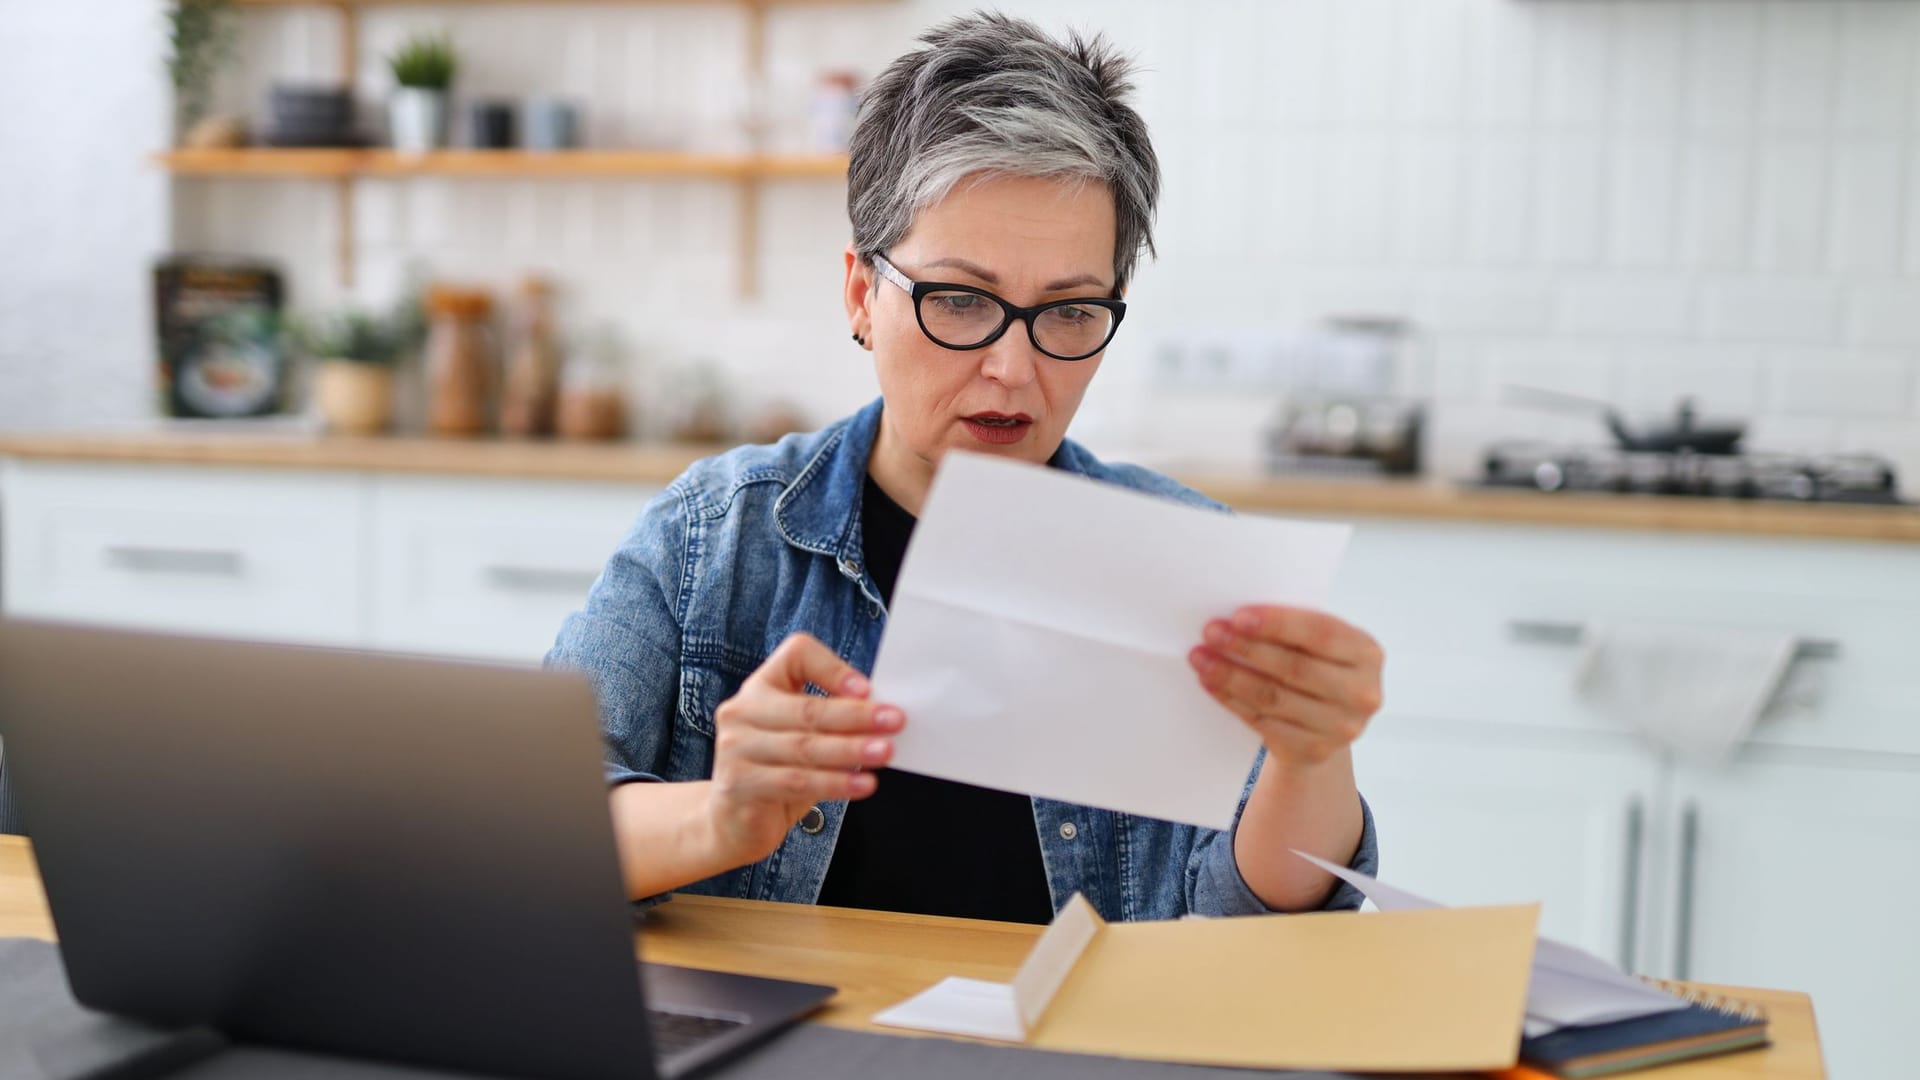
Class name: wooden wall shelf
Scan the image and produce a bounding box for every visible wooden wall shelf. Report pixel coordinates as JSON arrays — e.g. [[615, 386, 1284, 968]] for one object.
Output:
[[166, 0, 876, 294], [158, 149, 850, 180]]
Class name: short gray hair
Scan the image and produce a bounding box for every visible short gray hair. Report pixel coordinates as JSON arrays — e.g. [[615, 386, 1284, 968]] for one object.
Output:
[[847, 11, 1161, 292]]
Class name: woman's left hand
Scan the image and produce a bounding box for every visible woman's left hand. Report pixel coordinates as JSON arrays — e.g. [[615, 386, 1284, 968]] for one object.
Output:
[[1188, 606, 1384, 769]]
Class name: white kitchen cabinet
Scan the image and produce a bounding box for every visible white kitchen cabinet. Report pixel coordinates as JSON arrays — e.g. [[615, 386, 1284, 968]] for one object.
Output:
[[1646, 753, 1920, 1080], [0, 460, 653, 662], [1322, 515, 1920, 1078], [1351, 726, 1662, 968], [0, 460, 365, 646], [1330, 519, 1920, 757], [367, 475, 655, 662]]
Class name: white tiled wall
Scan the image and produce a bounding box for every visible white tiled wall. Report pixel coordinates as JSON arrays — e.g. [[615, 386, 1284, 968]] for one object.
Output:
[[10, 2, 1920, 491], [0, 0, 168, 431]]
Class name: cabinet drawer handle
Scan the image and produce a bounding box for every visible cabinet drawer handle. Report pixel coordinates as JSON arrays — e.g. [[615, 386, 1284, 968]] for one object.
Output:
[[1508, 619, 1839, 661], [104, 545, 244, 577], [1619, 798, 1645, 974], [1675, 802, 1700, 981], [481, 566, 600, 594]]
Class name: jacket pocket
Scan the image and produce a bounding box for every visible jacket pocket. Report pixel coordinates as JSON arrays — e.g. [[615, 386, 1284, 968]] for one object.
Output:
[[677, 657, 757, 737]]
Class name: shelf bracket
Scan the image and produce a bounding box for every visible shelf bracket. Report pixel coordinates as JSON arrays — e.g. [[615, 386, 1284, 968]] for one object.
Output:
[[335, 176, 356, 289], [738, 177, 759, 298]]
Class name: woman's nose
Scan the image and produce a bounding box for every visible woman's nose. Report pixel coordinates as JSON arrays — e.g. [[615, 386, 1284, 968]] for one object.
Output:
[[977, 324, 1040, 388]]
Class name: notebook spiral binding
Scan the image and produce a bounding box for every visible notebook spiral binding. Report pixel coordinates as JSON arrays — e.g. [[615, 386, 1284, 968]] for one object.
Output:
[[1640, 978, 1770, 1025]]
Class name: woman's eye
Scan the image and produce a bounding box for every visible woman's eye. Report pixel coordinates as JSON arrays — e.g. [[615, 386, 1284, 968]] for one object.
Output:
[[936, 295, 980, 311], [1053, 305, 1094, 323]]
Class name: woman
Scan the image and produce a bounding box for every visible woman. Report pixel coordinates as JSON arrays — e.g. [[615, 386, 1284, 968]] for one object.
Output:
[[549, 11, 1381, 923]]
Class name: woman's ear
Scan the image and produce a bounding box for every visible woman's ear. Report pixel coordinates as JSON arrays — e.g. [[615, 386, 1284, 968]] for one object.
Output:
[[843, 243, 875, 350]]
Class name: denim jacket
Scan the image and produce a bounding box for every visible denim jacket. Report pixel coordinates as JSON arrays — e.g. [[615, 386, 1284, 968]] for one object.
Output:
[[547, 397, 1377, 921]]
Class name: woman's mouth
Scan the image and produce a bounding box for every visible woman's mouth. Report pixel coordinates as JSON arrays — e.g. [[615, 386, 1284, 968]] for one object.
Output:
[[962, 412, 1032, 445]]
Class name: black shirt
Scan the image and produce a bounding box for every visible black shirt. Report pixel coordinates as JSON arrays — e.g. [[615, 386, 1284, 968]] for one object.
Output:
[[814, 476, 1056, 924]]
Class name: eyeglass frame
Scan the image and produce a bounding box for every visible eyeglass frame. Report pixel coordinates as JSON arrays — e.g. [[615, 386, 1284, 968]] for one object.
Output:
[[869, 253, 1128, 362]]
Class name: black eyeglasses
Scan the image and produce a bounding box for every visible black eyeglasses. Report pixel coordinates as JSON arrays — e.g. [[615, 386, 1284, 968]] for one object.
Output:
[[871, 253, 1127, 362]]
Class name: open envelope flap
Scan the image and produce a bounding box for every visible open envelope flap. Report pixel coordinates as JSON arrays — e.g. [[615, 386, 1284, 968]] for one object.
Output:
[[869, 894, 1104, 1043], [1028, 904, 1542, 1072], [1011, 893, 1105, 1031], [897, 452, 1352, 659]]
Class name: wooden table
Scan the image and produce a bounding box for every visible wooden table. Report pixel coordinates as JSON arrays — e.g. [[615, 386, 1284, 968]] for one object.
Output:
[[0, 836, 1825, 1078]]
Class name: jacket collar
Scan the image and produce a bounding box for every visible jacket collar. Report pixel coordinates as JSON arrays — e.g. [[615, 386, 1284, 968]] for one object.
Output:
[[774, 397, 885, 569]]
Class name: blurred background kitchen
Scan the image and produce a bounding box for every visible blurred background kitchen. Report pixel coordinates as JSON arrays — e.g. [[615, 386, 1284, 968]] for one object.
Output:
[[1, 2, 1917, 1077]]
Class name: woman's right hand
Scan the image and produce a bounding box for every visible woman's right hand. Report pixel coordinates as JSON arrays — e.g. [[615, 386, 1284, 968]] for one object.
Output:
[[703, 632, 903, 866]]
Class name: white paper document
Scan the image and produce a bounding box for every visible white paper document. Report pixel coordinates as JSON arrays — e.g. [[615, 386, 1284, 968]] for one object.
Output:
[[872, 976, 1027, 1042], [1293, 851, 1686, 1034], [869, 452, 1351, 830], [872, 892, 1105, 1043]]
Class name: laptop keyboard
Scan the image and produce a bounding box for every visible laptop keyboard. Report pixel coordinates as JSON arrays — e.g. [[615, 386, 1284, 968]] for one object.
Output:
[[647, 1008, 750, 1057]]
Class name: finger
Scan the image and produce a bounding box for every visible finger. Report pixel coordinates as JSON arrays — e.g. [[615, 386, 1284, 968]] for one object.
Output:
[[1200, 677, 1344, 765], [1201, 622, 1346, 703], [733, 764, 879, 805], [1229, 607, 1382, 668], [725, 727, 895, 771], [1190, 648, 1363, 741], [724, 693, 905, 736], [758, 632, 871, 697]]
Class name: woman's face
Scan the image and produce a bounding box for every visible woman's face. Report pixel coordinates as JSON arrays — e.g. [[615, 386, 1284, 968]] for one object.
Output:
[[846, 173, 1119, 511]]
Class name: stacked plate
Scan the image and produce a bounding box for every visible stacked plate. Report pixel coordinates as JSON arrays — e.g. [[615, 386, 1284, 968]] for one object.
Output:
[[263, 84, 367, 147]]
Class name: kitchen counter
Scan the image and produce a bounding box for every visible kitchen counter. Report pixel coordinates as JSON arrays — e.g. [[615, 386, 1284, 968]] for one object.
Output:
[[2, 431, 1916, 543]]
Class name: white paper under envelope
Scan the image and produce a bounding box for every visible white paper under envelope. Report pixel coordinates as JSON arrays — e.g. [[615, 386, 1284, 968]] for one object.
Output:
[[869, 451, 1351, 830]]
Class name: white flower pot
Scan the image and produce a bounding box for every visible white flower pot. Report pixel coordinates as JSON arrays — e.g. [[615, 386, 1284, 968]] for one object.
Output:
[[389, 88, 449, 153]]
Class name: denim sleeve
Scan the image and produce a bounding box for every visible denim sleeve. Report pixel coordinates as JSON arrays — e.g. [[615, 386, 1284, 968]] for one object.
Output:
[[1187, 748, 1380, 917], [545, 484, 690, 788]]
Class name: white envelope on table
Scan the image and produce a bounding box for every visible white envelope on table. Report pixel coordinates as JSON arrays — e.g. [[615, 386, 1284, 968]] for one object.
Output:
[[868, 451, 1351, 830]]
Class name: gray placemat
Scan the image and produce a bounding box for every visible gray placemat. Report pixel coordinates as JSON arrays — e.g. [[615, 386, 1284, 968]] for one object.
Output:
[[6, 935, 1389, 1080], [171, 1027, 1374, 1080], [0, 938, 224, 1080], [712, 1024, 1375, 1080]]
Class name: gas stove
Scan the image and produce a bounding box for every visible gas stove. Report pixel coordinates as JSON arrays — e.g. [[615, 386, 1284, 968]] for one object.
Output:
[[1481, 442, 1905, 504]]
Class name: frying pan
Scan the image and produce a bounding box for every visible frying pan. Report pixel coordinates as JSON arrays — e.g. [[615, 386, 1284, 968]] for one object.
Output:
[[1504, 385, 1747, 455]]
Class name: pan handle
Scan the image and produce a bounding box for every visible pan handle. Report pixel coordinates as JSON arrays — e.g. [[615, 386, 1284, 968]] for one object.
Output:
[[1500, 384, 1619, 416]]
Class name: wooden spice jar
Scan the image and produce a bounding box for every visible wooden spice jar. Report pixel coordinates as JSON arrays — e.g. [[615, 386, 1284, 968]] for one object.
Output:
[[425, 286, 496, 437]]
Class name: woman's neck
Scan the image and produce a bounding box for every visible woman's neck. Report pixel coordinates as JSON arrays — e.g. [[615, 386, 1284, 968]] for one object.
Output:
[[866, 414, 934, 517]]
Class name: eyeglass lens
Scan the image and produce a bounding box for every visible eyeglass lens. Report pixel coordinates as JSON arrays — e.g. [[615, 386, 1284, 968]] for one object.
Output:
[[919, 291, 1115, 358]]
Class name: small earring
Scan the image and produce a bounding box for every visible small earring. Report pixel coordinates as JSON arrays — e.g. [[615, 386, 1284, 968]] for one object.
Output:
[[852, 331, 867, 347]]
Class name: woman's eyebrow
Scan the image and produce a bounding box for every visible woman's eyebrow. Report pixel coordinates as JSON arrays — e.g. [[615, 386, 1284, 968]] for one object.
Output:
[[921, 256, 1110, 294]]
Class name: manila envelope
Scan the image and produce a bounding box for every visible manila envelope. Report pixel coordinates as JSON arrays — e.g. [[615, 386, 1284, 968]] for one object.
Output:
[[875, 894, 1540, 1073]]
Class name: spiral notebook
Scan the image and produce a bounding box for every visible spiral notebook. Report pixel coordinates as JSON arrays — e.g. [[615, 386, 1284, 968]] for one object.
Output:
[[1501, 981, 1770, 1079]]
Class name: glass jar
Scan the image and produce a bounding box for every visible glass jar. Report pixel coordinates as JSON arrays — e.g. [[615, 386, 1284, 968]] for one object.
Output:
[[500, 276, 560, 438], [556, 325, 629, 441], [424, 286, 496, 437]]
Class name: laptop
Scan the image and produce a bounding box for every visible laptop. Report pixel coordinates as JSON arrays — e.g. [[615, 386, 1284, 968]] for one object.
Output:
[[0, 619, 835, 1080]]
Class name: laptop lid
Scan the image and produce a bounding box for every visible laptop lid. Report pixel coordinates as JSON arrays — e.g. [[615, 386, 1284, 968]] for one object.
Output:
[[0, 620, 657, 1080]]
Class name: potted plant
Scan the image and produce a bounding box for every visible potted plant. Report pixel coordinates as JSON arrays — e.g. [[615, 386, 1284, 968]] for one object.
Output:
[[289, 301, 423, 434], [165, 0, 237, 145], [387, 33, 457, 153]]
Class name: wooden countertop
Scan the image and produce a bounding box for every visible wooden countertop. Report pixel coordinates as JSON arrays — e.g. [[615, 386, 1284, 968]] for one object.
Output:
[[0, 836, 1826, 1078], [1, 431, 1915, 543]]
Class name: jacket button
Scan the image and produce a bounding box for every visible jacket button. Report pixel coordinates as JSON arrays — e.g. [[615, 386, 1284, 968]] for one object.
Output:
[[1059, 822, 1078, 840], [800, 806, 826, 834]]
